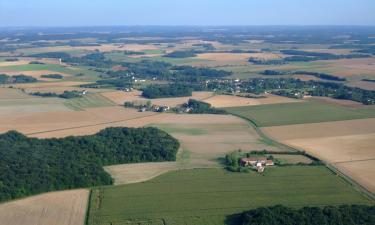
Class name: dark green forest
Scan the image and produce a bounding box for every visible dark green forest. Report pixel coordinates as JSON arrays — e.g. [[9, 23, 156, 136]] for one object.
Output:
[[142, 84, 193, 98], [185, 99, 226, 114], [236, 205, 375, 225], [0, 127, 179, 202]]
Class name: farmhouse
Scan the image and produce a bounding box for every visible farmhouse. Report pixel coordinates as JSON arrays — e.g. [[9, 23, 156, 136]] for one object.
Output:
[[240, 156, 274, 173]]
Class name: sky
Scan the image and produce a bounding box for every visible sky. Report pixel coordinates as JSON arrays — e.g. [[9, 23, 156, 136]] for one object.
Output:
[[0, 0, 375, 27]]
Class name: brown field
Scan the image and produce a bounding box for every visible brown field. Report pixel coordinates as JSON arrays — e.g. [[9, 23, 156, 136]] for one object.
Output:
[[0, 106, 156, 136], [203, 94, 300, 108], [0, 87, 33, 99], [327, 58, 375, 78], [0, 60, 31, 67], [0, 189, 89, 225], [11, 81, 90, 89], [347, 80, 375, 91], [101, 90, 213, 106], [104, 162, 179, 185], [263, 118, 375, 193]]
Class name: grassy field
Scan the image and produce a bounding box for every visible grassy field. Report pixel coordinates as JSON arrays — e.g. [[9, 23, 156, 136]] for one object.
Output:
[[87, 167, 372, 225], [0, 63, 77, 73], [225, 100, 375, 127]]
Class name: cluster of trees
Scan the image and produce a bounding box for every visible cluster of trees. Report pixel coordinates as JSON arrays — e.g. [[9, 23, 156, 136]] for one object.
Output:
[[185, 99, 226, 114], [29, 51, 71, 59], [164, 50, 197, 58], [239, 78, 375, 104], [40, 74, 63, 79], [248, 57, 286, 65], [238, 205, 375, 225], [0, 74, 37, 84], [0, 127, 179, 202], [30, 90, 82, 99], [281, 49, 370, 62], [362, 78, 375, 83], [261, 70, 346, 81], [142, 84, 193, 99]]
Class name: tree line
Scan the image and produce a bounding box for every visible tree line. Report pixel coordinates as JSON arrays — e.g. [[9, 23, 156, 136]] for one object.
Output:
[[236, 205, 375, 225], [261, 70, 346, 81], [0, 127, 179, 202], [0, 74, 37, 84]]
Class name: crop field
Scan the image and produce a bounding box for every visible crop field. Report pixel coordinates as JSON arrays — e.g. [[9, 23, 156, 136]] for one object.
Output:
[[0, 189, 89, 225], [203, 94, 300, 108], [103, 113, 277, 185], [151, 114, 280, 167], [64, 93, 116, 110], [0, 63, 78, 75], [225, 99, 375, 127], [87, 167, 372, 225], [263, 118, 375, 193], [14, 44, 160, 56], [0, 106, 156, 136]]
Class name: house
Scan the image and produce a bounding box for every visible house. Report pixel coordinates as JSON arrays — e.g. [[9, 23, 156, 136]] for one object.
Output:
[[139, 107, 147, 112], [240, 156, 274, 173]]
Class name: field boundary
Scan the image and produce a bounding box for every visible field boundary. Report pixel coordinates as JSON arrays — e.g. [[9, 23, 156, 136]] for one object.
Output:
[[84, 189, 93, 225], [227, 111, 375, 201]]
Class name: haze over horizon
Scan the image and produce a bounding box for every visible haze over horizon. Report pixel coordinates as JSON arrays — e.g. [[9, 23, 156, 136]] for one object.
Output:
[[1, 0, 375, 27]]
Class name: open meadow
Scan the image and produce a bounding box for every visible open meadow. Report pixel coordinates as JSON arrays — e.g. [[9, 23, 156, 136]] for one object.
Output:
[[88, 167, 373, 225]]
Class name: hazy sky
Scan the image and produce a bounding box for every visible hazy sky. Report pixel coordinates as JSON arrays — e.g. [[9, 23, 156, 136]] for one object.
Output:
[[1, 0, 375, 27]]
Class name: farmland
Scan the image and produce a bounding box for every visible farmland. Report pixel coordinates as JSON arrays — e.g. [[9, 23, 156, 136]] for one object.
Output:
[[225, 99, 375, 127], [0, 25, 374, 225], [0, 189, 89, 225], [87, 167, 372, 225], [263, 118, 375, 193]]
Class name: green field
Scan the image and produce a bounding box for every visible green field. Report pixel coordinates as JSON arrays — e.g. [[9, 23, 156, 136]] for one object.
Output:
[[87, 167, 372, 225], [0, 64, 77, 74], [64, 93, 115, 110], [225, 100, 375, 127]]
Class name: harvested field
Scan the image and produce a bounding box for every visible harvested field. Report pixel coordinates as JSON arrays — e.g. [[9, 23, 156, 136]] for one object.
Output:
[[325, 58, 375, 78], [0, 88, 33, 99], [104, 162, 179, 185], [262, 118, 375, 140], [0, 59, 31, 67], [203, 94, 300, 108], [0, 189, 89, 225], [102, 90, 213, 106], [151, 114, 280, 167], [0, 106, 156, 137], [10, 81, 91, 90], [263, 118, 375, 193]]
